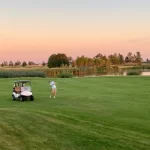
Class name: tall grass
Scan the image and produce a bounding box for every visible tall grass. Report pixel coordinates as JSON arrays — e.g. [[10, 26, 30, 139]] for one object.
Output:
[[0, 66, 122, 78], [0, 71, 45, 78]]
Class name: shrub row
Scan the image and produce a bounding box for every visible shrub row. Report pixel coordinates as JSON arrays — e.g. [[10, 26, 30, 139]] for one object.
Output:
[[57, 71, 73, 78], [130, 65, 150, 70], [0, 71, 45, 78], [127, 70, 142, 76]]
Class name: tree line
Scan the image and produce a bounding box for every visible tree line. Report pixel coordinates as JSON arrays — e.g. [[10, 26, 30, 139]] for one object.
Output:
[[1, 52, 143, 68], [47, 52, 143, 68], [1, 61, 46, 67]]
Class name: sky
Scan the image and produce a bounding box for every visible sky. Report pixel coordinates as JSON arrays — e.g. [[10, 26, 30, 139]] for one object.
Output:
[[0, 0, 150, 62]]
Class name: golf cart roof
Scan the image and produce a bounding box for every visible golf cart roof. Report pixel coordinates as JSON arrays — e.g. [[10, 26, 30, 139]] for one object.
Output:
[[14, 80, 31, 83]]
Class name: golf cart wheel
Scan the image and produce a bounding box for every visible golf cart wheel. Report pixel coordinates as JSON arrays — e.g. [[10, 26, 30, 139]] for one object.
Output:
[[12, 95, 15, 100], [19, 96, 24, 102], [30, 96, 34, 101]]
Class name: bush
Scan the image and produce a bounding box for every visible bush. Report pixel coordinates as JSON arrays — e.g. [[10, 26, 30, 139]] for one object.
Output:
[[97, 66, 117, 75], [130, 66, 141, 69], [57, 71, 73, 78], [97, 67, 107, 73], [130, 65, 150, 70], [0, 71, 45, 78], [127, 70, 142, 76], [112, 66, 119, 71], [142, 65, 150, 69]]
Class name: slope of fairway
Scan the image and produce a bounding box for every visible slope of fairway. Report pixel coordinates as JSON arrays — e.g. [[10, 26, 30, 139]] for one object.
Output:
[[0, 77, 150, 150]]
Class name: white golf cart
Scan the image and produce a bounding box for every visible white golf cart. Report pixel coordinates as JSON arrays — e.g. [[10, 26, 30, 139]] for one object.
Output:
[[12, 80, 34, 101]]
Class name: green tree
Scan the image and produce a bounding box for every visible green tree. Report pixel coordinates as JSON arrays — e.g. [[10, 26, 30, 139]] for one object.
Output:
[[1, 63, 4, 67], [76, 56, 84, 67], [125, 57, 129, 63], [132, 55, 136, 63], [135, 52, 143, 65], [56, 53, 69, 67], [118, 54, 124, 64], [68, 56, 73, 66], [76, 56, 92, 67], [15, 61, 21, 66], [94, 58, 101, 67], [87, 58, 94, 67], [76, 55, 110, 68], [48, 54, 57, 68], [48, 53, 69, 68], [126, 52, 133, 63], [94, 53, 103, 59], [22, 61, 27, 67], [72, 60, 76, 67], [60, 63, 65, 68], [3, 61, 8, 66], [42, 61, 46, 66], [28, 61, 35, 65], [108, 53, 119, 65], [9, 61, 13, 66]]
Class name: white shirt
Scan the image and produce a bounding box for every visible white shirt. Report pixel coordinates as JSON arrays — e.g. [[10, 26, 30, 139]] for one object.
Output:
[[50, 81, 56, 89]]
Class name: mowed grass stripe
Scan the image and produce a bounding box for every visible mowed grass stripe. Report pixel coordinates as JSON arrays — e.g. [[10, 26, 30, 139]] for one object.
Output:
[[0, 77, 150, 150]]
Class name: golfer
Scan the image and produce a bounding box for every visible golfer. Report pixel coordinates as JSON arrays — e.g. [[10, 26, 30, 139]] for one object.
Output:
[[49, 81, 57, 98]]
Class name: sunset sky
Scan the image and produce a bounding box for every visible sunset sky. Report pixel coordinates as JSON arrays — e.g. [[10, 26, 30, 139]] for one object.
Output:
[[0, 0, 150, 62]]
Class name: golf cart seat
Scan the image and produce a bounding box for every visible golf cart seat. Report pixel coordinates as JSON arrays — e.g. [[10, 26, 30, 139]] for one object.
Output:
[[14, 87, 21, 93]]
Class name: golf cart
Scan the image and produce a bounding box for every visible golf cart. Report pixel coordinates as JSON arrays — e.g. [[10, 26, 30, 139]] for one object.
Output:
[[12, 80, 34, 101]]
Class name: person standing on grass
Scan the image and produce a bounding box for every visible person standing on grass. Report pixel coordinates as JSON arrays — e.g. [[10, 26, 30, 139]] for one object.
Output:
[[49, 81, 57, 98]]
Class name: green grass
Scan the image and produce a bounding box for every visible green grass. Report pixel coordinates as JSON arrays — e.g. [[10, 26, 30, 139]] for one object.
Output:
[[0, 77, 150, 150]]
